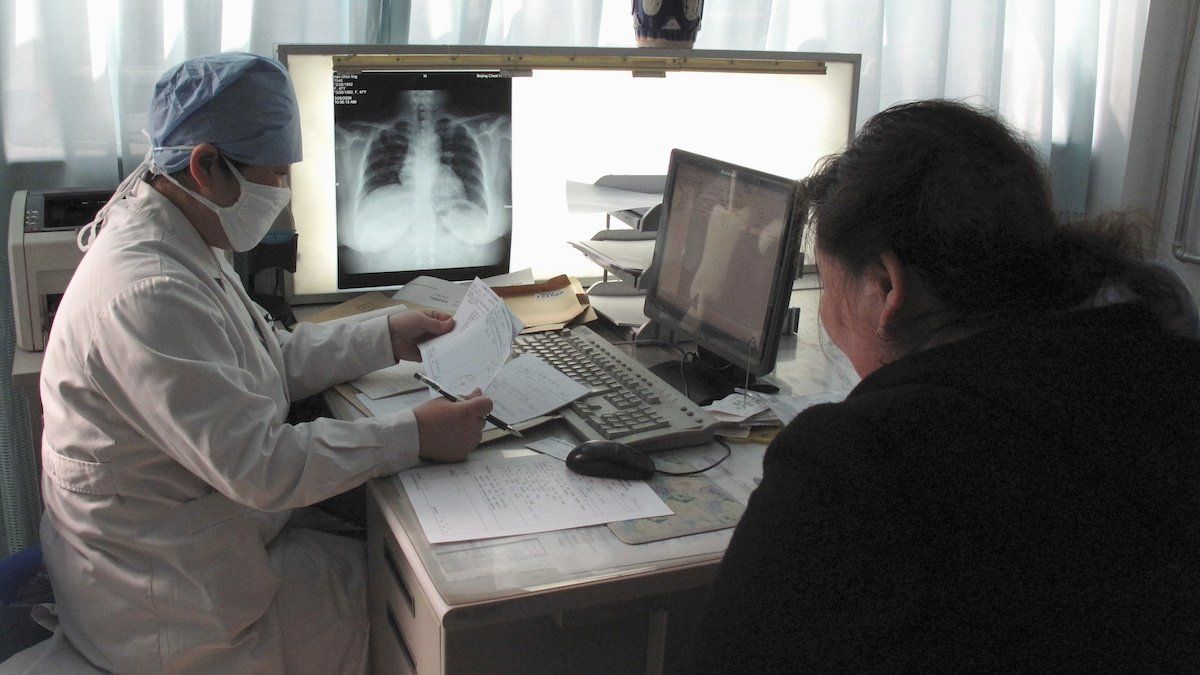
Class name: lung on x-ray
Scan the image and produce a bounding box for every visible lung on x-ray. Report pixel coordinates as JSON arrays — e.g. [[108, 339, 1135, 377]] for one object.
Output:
[[333, 70, 512, 289]]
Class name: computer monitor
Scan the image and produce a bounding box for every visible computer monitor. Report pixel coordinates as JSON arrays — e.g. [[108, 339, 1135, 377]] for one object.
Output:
[[643, 149, 802, 401]]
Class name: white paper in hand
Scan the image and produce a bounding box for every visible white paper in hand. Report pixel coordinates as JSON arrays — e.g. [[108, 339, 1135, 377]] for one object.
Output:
[[418, 278, 523, 395]]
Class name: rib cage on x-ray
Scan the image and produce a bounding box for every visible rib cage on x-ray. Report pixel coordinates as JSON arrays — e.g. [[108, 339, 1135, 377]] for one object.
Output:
[[336, 89, 511, 275]]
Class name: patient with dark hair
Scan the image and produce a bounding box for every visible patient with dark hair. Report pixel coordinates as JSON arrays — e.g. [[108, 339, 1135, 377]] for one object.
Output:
[[675, 100, 1200, 671]]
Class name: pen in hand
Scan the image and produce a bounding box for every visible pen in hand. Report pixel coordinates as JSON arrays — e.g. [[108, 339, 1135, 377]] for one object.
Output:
[[413, 372, 523, 438]]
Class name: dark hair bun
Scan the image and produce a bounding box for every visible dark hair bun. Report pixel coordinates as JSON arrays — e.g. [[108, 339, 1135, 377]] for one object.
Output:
[[808, 100, 1143, 325]]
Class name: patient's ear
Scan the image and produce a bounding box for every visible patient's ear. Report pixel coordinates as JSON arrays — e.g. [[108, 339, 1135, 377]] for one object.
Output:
[[871, 250, 908, 332]]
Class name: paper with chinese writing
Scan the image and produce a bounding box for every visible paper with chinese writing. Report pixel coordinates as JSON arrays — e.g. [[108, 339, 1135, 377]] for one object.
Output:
[[393, 276, 468, 313], [482, 353, 588, 429], [398, 453, 672, 543], [355, 354, 583, 429], [418, 278, 523, 395], [491, 275, 588, 332]]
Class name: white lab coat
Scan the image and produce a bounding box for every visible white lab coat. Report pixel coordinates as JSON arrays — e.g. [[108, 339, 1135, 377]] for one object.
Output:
[[37, 181, 421, 673]]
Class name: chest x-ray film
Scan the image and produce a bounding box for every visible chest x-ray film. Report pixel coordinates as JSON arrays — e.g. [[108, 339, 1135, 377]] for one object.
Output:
[[333, 70, 513, 289]]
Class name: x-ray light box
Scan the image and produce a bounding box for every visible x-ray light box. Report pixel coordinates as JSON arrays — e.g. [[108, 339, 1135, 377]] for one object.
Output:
[[278, 45, 860, 303]]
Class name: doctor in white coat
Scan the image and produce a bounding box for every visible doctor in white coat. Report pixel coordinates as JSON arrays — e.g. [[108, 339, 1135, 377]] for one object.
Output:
[[35, 52, 493, 673]]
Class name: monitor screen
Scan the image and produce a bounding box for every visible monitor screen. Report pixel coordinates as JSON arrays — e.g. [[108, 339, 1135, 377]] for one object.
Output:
[[333, 69, 512, 289], [644, 149, 801, 379]]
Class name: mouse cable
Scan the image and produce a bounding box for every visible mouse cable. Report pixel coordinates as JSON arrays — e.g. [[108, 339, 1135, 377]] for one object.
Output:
[[652, 437, 732, 476]]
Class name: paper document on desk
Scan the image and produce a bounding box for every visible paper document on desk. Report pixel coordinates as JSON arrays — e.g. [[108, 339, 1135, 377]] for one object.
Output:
[[351, 361, 425, 399], [352, 354, 584, 428], [398, 453, 672, 543], [305, 292, 408, 324], [351, 389, 555, 444], [524, 437, 578, 461], [354, 388, 429, 417], [705, 393, 770, 422], [418, 279, 523, 394], [740, 389, 850, 426]]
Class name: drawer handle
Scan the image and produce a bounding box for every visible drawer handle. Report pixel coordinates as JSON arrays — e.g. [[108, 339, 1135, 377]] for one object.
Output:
[[386, 603, 417, 672], [383, 544, 415, 616]]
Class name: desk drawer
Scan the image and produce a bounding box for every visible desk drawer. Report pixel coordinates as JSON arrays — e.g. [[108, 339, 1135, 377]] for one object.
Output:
[[368, 502, 443, 674]]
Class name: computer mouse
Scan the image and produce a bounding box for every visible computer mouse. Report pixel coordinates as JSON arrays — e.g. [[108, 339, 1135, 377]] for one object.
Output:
[[566, 440, 656, 481]]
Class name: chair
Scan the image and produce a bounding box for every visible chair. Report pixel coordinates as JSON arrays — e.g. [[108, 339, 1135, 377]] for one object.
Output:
[[0, 546, 52, 662]]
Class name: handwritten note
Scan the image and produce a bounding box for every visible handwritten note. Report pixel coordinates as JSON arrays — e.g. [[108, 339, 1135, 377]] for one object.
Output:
[[483, 354, 589, 428], [398, 453, 672, 543], [418, 279, 523, 394], [354, 355, 585, 427]]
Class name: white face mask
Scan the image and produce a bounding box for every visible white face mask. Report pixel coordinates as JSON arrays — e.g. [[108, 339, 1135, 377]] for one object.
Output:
[[163, 156, 291, 252]]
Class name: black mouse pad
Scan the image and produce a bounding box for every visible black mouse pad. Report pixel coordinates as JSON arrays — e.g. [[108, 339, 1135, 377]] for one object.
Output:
[[607, 474, 744, 544]]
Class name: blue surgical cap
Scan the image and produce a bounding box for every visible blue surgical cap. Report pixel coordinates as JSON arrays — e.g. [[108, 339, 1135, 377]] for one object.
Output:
[[148, 52, 302, 174]]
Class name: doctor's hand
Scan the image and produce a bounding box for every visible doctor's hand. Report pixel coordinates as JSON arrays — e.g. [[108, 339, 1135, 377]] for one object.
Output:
[[388, 309, 454, 362], [414, 391, 494, 462]]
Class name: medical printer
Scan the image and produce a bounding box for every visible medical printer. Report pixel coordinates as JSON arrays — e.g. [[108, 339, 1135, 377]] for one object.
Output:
[[9, 188, 112, 351]]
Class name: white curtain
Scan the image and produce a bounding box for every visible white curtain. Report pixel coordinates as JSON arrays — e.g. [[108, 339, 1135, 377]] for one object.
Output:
[[1125, 1, 1200, 300], [0, 0, 379, 192], [407, 0, 1150, 219], [0, 0, 1152, 214]]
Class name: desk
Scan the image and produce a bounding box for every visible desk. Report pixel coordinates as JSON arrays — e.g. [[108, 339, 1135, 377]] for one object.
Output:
[[11, 287, 855, 672], [327, 288, 857, 674]]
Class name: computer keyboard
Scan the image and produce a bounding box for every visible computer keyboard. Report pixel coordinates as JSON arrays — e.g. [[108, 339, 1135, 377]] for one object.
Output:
[[512, 326, 718, 451]]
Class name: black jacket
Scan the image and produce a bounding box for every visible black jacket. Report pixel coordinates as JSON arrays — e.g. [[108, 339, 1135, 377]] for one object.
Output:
[[676, 303, 1200, 672]]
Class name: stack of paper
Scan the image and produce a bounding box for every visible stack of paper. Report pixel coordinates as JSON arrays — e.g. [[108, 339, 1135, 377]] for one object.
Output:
[[702, 389, 853, 438], [703, 392, 781, 439], [564, 180, 662, 214], [570, 239, 655, 275]]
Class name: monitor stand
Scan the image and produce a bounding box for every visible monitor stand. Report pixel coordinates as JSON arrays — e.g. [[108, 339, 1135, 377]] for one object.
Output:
[[648, 347, 779, 406]]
